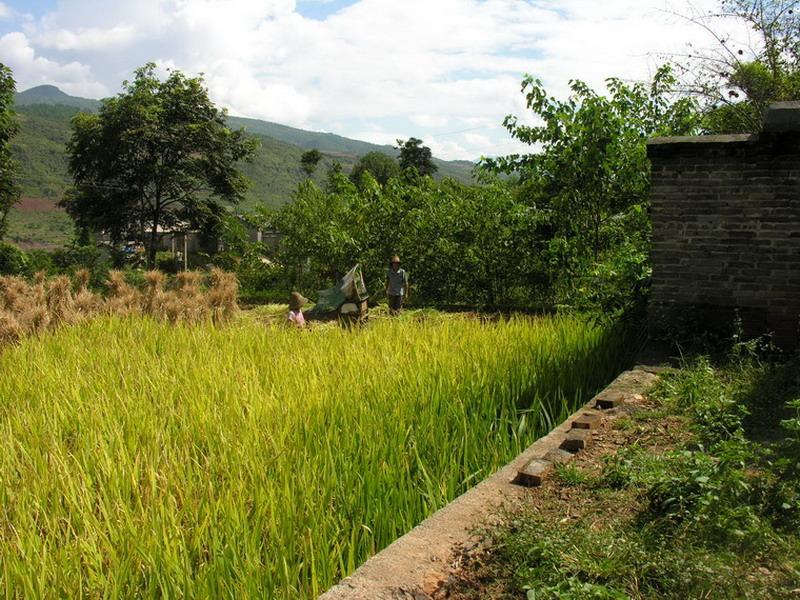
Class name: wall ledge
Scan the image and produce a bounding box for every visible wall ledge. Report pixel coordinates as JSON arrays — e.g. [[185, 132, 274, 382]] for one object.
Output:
[[647, 133, 757, 146]]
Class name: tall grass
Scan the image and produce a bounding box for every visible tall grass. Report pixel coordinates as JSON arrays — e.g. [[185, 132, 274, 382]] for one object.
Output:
[[0, 314, 630, 598]]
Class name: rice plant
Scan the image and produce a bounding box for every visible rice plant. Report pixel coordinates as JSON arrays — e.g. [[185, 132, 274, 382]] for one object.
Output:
[[0, 314, 630, 598]]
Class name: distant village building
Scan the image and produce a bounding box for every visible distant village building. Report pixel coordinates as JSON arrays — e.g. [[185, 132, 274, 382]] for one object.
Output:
[[240, 219, 282, 248], [95, 216, 282, 269]]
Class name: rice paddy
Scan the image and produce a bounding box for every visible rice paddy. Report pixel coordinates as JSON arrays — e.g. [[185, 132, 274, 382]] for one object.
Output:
[[0, 312, 630, 598]]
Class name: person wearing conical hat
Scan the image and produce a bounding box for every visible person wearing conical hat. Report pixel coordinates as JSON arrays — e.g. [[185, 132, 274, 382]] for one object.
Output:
[[287, 291, 308, 328], [384, 255, 408, 315]]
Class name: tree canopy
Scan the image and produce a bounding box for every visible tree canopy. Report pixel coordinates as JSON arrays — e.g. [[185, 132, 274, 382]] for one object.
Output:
[[235, 67, 703, 317], [271, 173, 535, 308], [678, 0, 800, 132], [349, 151, 400, 187], [63, 63, 257, 267], [396, 137, 437, 176], [300, 149, 323, 176], [480, 65, 699, 314], [0, 63, 20, 240]]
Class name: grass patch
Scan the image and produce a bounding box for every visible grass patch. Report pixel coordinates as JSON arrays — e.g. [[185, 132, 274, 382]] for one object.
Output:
[[454, 354, 800, 599], [554, 463, 598, 487]]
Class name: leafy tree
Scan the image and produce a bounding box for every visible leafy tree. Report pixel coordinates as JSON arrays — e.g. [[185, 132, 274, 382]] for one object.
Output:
[[349, 151, 400, 187], [63, 63, 257, 268], [482, 66, 699, 314], [324, 160, 346, 193], [677, 0, 800, 132], [300, 149, 323, 176], [272, 175, 541, 308], [0, 63, 20, 240], [396, 137, 438, 176]]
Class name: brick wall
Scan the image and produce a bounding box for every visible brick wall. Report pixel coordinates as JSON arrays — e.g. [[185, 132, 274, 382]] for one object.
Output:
[[647, 103, 800, 346]]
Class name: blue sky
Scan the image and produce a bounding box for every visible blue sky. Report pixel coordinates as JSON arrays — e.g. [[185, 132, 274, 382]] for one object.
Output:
[[296, 0, 357, 20], [0, 0, 724, 159]]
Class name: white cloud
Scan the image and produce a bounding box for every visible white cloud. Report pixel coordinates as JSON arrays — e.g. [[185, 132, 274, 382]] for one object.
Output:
[[0, 3, 11, 20], [349, 128, 405, 147], [39, 24, 139, 51], [200, 58, 314, 126], [424, 136, 472, 162], [463, 132, 492, 148], [0, 31, 107, 97], [1, 0, 752, 159], [410, 114, 450, 129]]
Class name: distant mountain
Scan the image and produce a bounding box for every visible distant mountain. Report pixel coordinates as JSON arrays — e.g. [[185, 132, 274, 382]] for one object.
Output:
[[14, 85, 474, 181], [15, 85, 101, 111], [7, 85, 476, 248], [226, 115, 475, 176]]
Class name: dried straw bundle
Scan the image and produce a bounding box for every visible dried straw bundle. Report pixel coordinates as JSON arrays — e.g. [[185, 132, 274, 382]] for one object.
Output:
[[46, 276, 77, 327], [0, 276, 31, 314], [143, 270, 168, 321], [104, 271, 142, 317], [73, 269, 101, 316], [164, 271, 208, 324], [207, 268, 239, 324], [0, 310, 21, 345], [31, 272, 46, 306], [0, 268, 241, 350]]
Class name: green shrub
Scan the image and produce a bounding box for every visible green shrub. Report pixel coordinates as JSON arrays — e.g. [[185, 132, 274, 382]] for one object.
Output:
[[0, 241, 27, 275], [156, 251, 181, 274], [24, 249, 56, 276], [783, 398, 800, 451], [49, 244, 112, 287]]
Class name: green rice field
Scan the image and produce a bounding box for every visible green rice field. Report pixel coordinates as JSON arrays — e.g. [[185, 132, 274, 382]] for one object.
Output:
[[0, 314, 630, 598]]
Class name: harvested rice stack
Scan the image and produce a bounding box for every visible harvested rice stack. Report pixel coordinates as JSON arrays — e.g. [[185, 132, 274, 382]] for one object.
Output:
[[31, 272, 46, 306], [0, 310, 21, 345], [143, 270, 168, 321], [46, 276, 77, 327], [104, 271, 142, 317], [207, 267, 239, 324], [0, 268, 241, 348], [0, 276, 49, 335], [0, 276, 31, 314], [20, 305, 50, 336], [165, 271, 208, 324], [73, 269, 102, 317]]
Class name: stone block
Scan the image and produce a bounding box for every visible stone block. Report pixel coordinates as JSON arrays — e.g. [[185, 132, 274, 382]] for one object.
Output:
[[560, 429, 592, 452], [596, 391, 626, 410], [514, 459, 553, 487], [572, 412, 602, 430], [542, 448, 574, 465]]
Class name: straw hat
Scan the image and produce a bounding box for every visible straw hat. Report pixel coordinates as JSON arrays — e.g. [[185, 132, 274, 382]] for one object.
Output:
[[289, 291, 308, 310], [390, 255, 401, 264]]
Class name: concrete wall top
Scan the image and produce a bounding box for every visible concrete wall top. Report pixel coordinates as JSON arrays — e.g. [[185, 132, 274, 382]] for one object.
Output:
[[647, 133, 756, 147], [647, 101, 800, 150]]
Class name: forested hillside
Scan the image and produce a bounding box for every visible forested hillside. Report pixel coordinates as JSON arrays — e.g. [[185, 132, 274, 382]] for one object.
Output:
[[7, 86, 474, 248]]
